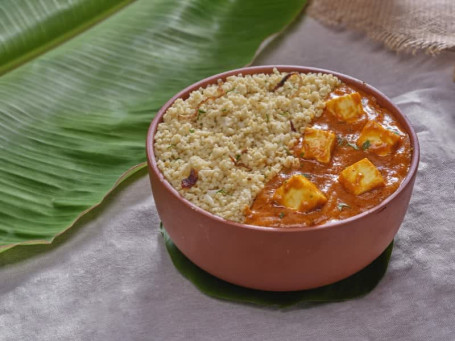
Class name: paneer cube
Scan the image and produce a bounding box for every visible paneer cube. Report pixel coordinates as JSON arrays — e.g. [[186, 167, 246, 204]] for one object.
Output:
[[339, 158, 385, 195], [325, 92, 365, 123], [273, 174, 327, 212], [301, 127, 336, 164], [356, 121, 401, 156]]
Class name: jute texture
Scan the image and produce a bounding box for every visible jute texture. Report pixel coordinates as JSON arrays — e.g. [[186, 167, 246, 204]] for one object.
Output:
[[308, 0, 455, 55]]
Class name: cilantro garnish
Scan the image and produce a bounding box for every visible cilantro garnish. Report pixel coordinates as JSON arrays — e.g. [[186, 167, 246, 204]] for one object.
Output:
[[347, 142, 359, 150], [337, 203, 350, 211], [361, 140, 370, 150]]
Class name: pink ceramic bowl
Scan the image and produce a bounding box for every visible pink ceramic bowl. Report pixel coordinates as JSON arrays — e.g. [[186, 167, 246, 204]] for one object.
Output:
[[146, 66, 420, 292]]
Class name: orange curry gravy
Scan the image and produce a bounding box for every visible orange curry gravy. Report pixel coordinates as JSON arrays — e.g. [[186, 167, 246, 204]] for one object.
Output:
[[244, 84, 412, 227]]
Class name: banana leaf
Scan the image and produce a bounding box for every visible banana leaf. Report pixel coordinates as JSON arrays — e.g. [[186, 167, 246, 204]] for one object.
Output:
[[161, 225, 394, 307], [0, 0, 306, 250]]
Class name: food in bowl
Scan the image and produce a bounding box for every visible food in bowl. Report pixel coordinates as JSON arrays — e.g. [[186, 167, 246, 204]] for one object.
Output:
[[154, 69, 411, 227], [147, 66, 419, 291]]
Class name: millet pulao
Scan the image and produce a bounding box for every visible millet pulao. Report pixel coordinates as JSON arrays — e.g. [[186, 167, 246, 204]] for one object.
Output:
[[154, 69, 341, 222]]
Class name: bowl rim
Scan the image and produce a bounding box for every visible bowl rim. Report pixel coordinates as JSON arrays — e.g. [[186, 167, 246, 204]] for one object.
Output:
[[146, 65, 420, 233]]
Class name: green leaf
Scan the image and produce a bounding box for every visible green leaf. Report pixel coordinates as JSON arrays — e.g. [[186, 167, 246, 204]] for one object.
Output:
[[216, 189, 226, 195], [0, 0, 136, 75], [337, 202, 351, 210], [160, 225, 393, 307], [0, 0, 306, 250], [347, 142, 359, 150]]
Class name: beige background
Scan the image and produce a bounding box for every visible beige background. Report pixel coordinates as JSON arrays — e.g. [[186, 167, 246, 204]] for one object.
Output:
[[308, 0, 455, 54]]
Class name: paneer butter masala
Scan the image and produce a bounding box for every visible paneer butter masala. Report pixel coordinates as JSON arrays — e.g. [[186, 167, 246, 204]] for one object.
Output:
[[154, 70, 411, 227], [244, 85, 411, 227]]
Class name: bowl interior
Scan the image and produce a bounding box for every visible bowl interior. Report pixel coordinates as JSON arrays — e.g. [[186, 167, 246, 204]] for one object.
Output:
[[146, 65, 420, 233]]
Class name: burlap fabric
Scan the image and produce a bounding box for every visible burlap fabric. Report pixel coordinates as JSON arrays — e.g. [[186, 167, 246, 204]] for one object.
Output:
[[308, 0, 455, 55]]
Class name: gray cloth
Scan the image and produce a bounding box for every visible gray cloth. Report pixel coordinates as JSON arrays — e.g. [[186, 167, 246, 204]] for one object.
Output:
[[1, 17, 454, 341]]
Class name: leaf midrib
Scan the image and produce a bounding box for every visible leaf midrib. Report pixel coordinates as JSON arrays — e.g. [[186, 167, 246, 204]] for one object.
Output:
[[0, 0, 136, 77]]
